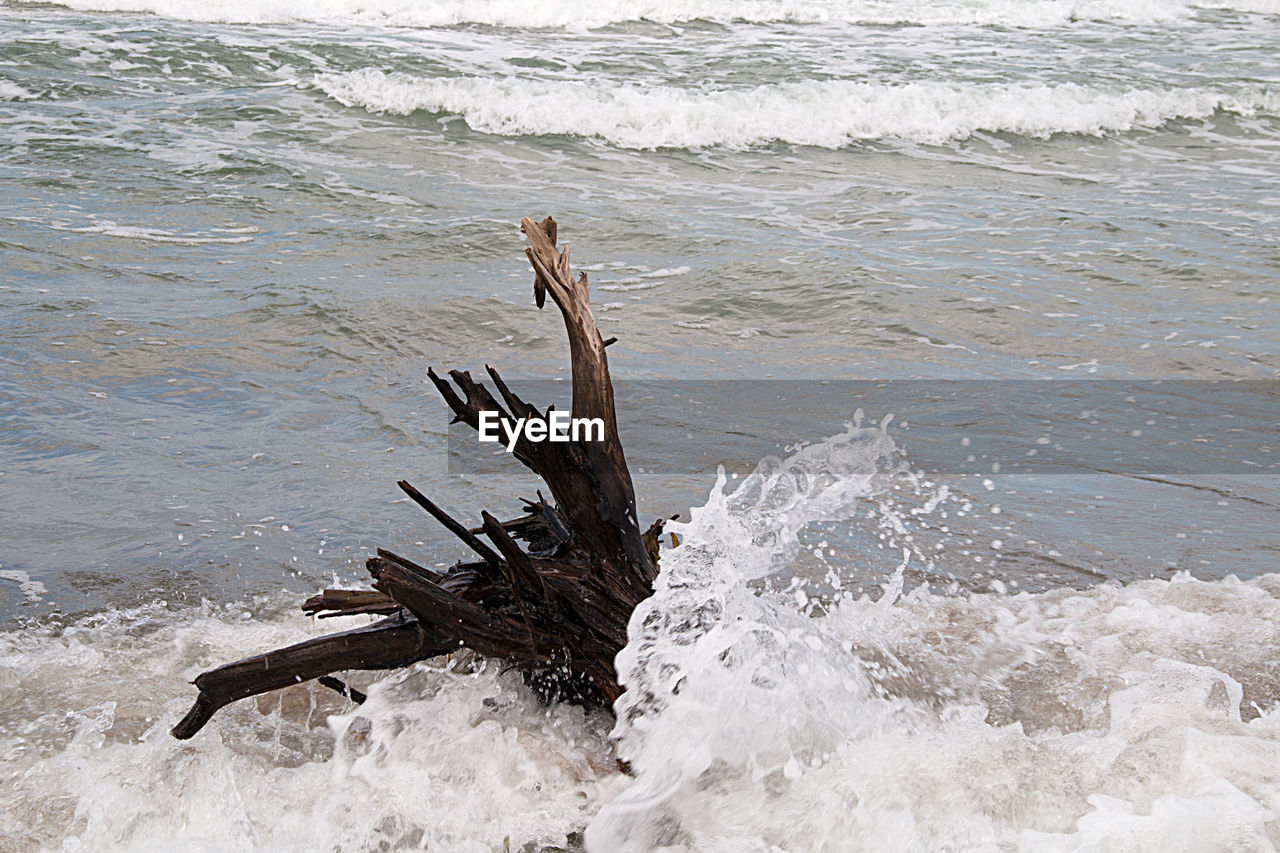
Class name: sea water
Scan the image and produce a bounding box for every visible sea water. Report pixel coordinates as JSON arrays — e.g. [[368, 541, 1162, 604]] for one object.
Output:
[[1, 0, 1278, 849]]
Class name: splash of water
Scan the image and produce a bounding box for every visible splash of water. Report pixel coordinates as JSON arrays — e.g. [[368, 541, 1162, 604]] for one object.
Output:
[[4, 425, 1280, 851], [591, 422, 1280, 850], [599, 419, 930, 846]]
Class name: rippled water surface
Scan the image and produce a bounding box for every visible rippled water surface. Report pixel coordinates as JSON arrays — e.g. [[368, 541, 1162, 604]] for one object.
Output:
[[1, 0, 1279, 848]]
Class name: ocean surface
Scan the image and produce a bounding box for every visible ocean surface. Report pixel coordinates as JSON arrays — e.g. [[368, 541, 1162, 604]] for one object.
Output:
[[2, 0, 1279, 848]]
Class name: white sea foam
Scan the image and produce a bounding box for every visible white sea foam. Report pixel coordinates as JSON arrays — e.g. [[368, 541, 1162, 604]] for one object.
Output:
[[0, 601, 621, 851], [21, 0, 1280, 28], [314, 71, 1280, 148], [69, 223, 256, 244], [0, 80, 38, 101], [4, 430, 1280, 851], [600, 280, 663, 292], [593, 424, 1280, 850], [638, 266, 692, 278], [8, 217, 256, 245], [0, 570, 47, 603]]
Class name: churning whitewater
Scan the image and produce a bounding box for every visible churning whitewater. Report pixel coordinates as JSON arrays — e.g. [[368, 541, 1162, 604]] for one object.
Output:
[[2, 428, 1279, 850], [313, 72, 1280, 149]]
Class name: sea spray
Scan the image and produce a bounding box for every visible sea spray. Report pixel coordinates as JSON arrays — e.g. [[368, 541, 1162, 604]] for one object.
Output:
[[592, 425, 1280, 850], [2, 431, 1280, 849], [596, 420, 944, 848]]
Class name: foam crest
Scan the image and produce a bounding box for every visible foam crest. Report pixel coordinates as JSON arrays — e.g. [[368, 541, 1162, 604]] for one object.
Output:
[[25, 0, 1280, 27], [7, 216, 258, 245], [315, 70, 1280, 148]]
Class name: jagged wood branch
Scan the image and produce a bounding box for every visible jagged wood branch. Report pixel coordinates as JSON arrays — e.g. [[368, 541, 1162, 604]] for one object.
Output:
[[170, 614, 445, 740], [396, 480, 503, 568], [170, 216, 666, 739]]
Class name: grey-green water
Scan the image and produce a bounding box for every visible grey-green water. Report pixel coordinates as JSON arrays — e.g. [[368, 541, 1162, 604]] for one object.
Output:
[[3, 3, 1277, 622]]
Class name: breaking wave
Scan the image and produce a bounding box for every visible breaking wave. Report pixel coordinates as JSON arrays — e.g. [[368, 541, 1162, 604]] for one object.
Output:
[[20, 0, 1280, 27], [314, 71, 1280, 148]]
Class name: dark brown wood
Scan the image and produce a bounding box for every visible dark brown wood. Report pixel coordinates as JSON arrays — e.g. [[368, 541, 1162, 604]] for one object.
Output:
[[318, 675, 367, 704], [171, 613, 447, 739], [396, 479, 502, 569], [302, 588, 401, 619], [170, 216, 667, 739]]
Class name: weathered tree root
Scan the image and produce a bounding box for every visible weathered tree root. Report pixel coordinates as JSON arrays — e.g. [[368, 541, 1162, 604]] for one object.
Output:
[[172, 217, 665, 739]]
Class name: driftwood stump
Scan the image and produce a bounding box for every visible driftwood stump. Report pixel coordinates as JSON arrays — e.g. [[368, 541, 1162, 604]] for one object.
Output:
[[171, 216, 664, 739]]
